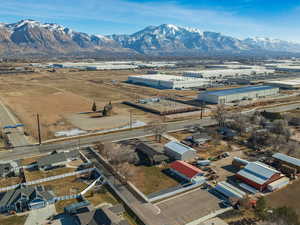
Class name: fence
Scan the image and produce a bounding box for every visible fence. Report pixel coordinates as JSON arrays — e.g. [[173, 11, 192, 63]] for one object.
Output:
[[80, 176, 103, 195], [0, 168, 95, 192], [53, 194, 81, 202]]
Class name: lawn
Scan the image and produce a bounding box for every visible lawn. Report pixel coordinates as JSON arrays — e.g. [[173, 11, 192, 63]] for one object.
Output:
[[266, 179, 300, 216], [84, 187, 118, 207], [0, 215, 27, 225], [128, 165, 179, 195], [38, 175, 87, 196], [24, 167, 76, 181]]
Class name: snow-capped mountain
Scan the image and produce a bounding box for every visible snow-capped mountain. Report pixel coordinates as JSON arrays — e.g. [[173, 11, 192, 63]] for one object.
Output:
[[109, 24, 251, 54], [0, 20, 300, 57]]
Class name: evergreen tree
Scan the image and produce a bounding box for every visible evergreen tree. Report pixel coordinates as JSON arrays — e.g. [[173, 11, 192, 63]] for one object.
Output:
[[92, 101, 97, 112]]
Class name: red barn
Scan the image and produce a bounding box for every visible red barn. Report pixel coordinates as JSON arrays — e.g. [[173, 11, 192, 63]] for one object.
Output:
[[236, 162, 281, 191]]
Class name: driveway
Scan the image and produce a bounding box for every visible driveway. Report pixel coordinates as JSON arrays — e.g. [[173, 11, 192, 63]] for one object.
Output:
[[24, 205, 57, 225]]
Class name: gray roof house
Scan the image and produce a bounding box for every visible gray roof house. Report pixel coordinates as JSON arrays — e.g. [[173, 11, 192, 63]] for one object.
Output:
[[0, 185, 55, 213], [74, 205, 129, 225], [37, 150, 80, 171], [164, 141, 196, 161], [136, 141, 169, 166], [0, 161, 20, 178]]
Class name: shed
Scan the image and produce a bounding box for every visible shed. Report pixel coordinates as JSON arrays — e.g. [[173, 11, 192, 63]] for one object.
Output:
[[170, 160, 204, 183], [267, 177, 289, 191], [164, 141, 196, 161], [272, 153, 300, 172], [215, 181, 246, 199], [236, 162, 281, 191], [136, 141, 168, 165]]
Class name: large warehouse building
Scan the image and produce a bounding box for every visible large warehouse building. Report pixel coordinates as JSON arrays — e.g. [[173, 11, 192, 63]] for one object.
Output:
[[128, 74, 209, 89], [265, 79, 300, 89], [198, 85, 279, 104], [183, 68, 274, 79]]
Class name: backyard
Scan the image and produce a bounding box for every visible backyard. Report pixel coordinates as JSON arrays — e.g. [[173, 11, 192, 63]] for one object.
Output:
[[24, 167, 76, 181]]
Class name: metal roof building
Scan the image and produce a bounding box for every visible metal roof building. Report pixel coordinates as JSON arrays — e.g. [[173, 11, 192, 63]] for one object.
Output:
[[170, 160, 204, 183], [215, 181, 246, 199], [128, 74, 209, 89], [198, 85, 279, 104], [236, 162, 282, 191], [272, 153, 300, 172], [164, 141, 196, 161]]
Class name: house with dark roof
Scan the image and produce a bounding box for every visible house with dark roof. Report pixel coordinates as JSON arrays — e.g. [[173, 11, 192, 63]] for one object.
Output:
[[136, 141, 169, 166], [170, 160, 205, 183], [0, 160, 20, 178], [0, 185, 55, 213], [73, 205, 129, 225], [37, 150, 80, 171], [185, 133, 212, 146]]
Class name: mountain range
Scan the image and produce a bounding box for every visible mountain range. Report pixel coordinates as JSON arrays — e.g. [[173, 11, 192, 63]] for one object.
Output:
[[1, 19, 300, 58]]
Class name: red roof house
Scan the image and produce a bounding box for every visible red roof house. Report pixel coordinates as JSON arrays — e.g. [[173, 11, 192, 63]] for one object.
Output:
[[170, 160, 204, 182]]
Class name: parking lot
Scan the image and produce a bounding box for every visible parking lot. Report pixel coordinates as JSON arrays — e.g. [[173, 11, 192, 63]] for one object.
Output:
[[156, 188, 221, 225]]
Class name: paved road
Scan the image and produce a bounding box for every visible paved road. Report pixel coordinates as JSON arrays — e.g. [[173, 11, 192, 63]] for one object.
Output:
[[1, 102, 300, 162], [0, 100, 29, 147]]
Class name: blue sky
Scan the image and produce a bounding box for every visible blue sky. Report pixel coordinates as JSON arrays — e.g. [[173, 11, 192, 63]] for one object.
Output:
[[1, 0, 300, 41]]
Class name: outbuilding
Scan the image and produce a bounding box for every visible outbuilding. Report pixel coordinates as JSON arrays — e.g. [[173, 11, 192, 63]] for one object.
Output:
[[215, 181, 246, 199], [272, 153, 300, 173], [236, 162, 282, 191], [170, 160, 204, 183], [164, 141, 196, 161]]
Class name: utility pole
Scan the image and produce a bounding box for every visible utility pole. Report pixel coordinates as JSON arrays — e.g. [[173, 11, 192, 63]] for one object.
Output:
[[129, 110, 133, 129], [37, 114, 42, 145], [200, 101, 205, 119]]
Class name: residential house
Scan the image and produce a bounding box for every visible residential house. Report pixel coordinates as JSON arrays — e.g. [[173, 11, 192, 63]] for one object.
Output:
[[164, 141, 196, 161], [73, 205, 129, 225], [136, 141, 169, 166], [0, 160, 20, 178], [37, 150, 80, 171], [0, 185, 55, 213]]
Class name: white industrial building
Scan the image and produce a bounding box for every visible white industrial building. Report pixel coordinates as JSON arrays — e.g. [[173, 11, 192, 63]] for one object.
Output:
[[128, 74, 209, 89], [183, 68, 274, 79], [198, 85, 279, 104], [265, 79, 300, 89]]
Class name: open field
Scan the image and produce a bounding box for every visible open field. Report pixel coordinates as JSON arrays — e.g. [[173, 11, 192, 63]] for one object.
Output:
[[0, 69, 198, 141], [0, 215, 27, 225], [266, 179, 300, 216], [128, 165, 179, 195], [24, 167, 76, 181]]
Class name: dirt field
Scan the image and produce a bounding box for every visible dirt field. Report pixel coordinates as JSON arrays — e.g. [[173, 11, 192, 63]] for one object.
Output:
[[266, 179, 300, 216], [0, 177, 22, 188], [0, 69, 197, 141]]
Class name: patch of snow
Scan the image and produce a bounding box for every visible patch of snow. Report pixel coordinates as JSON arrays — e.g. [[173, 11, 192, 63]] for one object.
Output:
[[55, 128, 87, 137]]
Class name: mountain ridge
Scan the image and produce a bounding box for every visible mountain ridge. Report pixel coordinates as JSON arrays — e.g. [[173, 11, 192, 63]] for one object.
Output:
[[1, 20, 300, 58]]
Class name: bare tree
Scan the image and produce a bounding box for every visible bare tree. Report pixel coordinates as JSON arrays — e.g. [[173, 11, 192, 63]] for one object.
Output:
[[145, 120, 167, 142], [271, 120, 291, 141], [212, 104, 227, 127]]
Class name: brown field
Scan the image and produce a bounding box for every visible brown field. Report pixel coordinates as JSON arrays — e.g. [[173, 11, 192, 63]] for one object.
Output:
[[127, 164, 179, 195], [0, 177, 22, 188], [266, 179, 300, 216], [0, 69, 198, 141]]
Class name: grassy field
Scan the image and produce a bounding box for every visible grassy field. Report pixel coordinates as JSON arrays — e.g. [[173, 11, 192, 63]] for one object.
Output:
[[266, 179, 300, 216], [24, 167, 76, 181], [128, 165, 178, 195], [0, 215, 27, 225]]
